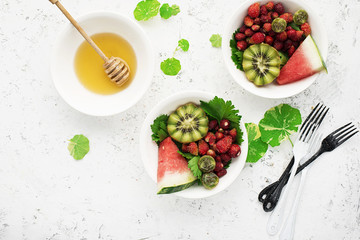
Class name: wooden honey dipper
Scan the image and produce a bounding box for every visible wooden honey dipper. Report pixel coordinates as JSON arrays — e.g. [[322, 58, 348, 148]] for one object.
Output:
[[50, 0, 130, 86]]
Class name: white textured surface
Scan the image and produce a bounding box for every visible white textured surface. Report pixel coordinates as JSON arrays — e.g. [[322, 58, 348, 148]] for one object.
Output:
[[0, 0, 359, 239]]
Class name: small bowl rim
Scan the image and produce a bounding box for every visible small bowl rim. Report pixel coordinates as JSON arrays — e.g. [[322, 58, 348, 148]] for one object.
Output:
[[221, 0, 328, 99], [139, 90, 249, 199], [51, 11, 154, 116]]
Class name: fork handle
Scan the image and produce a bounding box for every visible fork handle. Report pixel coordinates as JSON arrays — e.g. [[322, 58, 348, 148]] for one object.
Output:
[[279, 168, 309, 240]]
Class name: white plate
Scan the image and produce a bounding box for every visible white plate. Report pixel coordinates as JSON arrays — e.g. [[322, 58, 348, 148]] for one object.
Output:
[[51, 12, 154, 116], [222, 0, 328, 99], [139, 91, 248, 199]]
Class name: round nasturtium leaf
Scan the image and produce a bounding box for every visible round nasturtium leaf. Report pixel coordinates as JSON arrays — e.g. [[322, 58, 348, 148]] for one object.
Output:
[[178, 39, 189, 52], [160, 3, 180, 19], [68, 134, 90, 160], [245, 123, 268, 163], [160, 57, 181, 76], [133, 0, 160, 21], [209, 34, 222, 48], [259, 104, 302, 147]]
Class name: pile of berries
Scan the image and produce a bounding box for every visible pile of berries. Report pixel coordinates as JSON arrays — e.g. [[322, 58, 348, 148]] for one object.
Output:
[[235, 1, 311, 57], [182, 119, 241, 178]]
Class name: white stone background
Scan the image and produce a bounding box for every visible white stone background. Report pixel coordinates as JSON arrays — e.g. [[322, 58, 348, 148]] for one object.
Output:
[[0, 0, 359, 239]]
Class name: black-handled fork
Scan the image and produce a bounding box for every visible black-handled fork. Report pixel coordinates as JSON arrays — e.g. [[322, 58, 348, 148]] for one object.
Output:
[[259, 122, 358, 212]]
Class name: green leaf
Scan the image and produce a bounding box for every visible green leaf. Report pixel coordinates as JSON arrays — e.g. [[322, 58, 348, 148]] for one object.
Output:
[[160, 3, 180, 19], [245, 123, 268, 163], [224, 160, 232, 169], [289, 22, 301, 31], [209, 34, 222, 48], [151, 114, 169, 145], [68, 134, 90, 160], [160, 57, 181, 76], [188, 156, 202, 179], [230, 29, 244, 71], [178, 39, 189, 52], [134, 0, 160, 21], [259, 104, 302, 147], [177, 151, 195, 160], [200, 96, 243, 144]]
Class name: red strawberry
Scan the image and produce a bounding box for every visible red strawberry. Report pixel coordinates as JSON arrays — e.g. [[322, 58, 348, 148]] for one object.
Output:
[[220, 119, 230, 130], [198, 140, 209, 155], [287, 29, 296, 41], [229, 128, 237, 140], [248, 2, 260, 18], [207, 149, 216, 158], [239, 25, 247, 33], [279, 13, 293, 23], [251, 24, 260, 32], [208, 119, 218, 130], [204, 132, 216, 146], [214, 162, 224, 172], [274, 3, 285, 14], [187, 142, 198, 156], [301, 23, 311, 36], [245, 28, 254, 37], [215, 131, 224, 140], [276, 31, 287, 41], [254, 17, 261, 25], [260, 5, 268, 16], [216, 136, 233, 154], [273, 40, 283, 50], [235, 33, 246, 41], [215, 155, 222, 162], [266, 1, 275, 11], [244, 16, 254, 27], [220, 153, 232, 164], [283, 39, 293, 50], [216, 168, 227, 178], [295, 30, 304, 41], [237, 40, 247, 51], [249, 32, 265, 44], [265, 35, 274, 45], [288, 45, 296, 57], [263, 23, 272, 32], [229, 144, 241, 158], [286, 26, 293, 31], [260, 15, 272, 23], [271, 12, 279, 19], [182, 143, 189, 153], [268, 30, 276, 37]]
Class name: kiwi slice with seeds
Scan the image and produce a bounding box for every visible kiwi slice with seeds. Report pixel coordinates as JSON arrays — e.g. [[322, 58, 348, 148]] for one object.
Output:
[[272, 18, 287, 33], [167, 103, 209, 143], [242, 43, 281, 86], [294, 10, 308, 25]]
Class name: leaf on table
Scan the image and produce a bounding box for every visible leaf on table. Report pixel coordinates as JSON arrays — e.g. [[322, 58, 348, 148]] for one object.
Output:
[[178, 39, 189, 52], [160, 57, 181, 76], [68, 134, 90, 160], [151, 114, 169, 144], [259, 104, 302, 147], [245, 123, 268, 163], [160, 3, 180, 19], [209, 34, 222, 48], [188, 156, 202, 179], [134, 0, 160, 21]]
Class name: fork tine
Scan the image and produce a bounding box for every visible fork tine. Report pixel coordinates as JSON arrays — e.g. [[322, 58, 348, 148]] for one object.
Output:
[[300, 103, 321, 131], [334, 125, 356, 139], [335, 126, 357, 142], [300, 105, 328, 142], [336, 130, 359, 146], [329, 122, 352, 136], [299, 104, 323, 140]]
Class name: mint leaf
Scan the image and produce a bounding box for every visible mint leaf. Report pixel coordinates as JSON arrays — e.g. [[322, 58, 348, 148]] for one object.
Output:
[[68, 134, 90, 160], [259, 104, 302, 147], [160, 57, 181, 76], [245, 123, 268, 163], [134, 0, 160, 21], [188, 156, 202, 179], [151, 114, 169, 144], [209, 34, 222, 48], [160, 3, 180, 19], [178, 151, 195, 160], [178, 39, 189, 52], [289, 22, 301, 31], [200, 96, 243, 144]]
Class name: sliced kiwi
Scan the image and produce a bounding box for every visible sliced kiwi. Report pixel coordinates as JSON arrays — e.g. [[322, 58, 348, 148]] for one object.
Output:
[[272, 18, 287, 33], [242, 43, 281, 86], [278, 51, 289, 68], [167, 103, 209, 143], [294, 10, 308, 25]]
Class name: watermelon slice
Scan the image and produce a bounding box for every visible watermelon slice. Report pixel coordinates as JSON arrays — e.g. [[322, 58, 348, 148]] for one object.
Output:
[[157, 137, 197, 194], [277, 35, 327, 85]]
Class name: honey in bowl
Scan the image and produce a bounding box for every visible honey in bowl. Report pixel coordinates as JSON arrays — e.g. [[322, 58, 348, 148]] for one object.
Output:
[[74, 33, 137, 95]]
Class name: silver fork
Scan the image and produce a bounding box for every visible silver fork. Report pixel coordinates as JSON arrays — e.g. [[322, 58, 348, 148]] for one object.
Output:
[[279, 132, 323, 240], [267, 104, 329, 235]]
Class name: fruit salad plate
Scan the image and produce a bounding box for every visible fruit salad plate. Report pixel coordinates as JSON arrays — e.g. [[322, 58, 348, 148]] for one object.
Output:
[[222, 0, 328, 99], [139, 91, 248, 199]]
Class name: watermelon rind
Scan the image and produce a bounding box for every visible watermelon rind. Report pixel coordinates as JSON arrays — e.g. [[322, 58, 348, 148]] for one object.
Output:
[[310, 35, 327, 73], [157, 171, 197, 194], [158, 180, 197, 194]]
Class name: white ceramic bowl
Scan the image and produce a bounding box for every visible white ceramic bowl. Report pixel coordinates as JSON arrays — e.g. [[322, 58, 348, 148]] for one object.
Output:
[[222, 0, 328, 99], [51, 12, 154, 116], [139, 91, 248, 199]]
